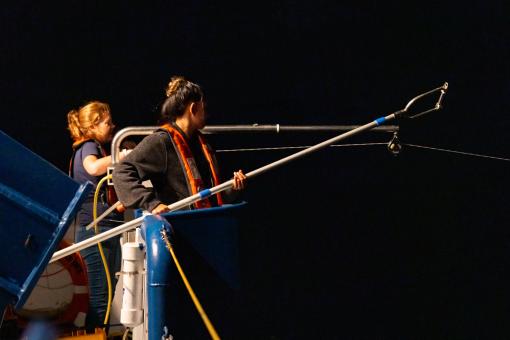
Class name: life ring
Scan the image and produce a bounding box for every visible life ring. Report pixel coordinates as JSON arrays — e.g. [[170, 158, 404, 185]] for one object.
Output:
[[14, 240, 89, 328]]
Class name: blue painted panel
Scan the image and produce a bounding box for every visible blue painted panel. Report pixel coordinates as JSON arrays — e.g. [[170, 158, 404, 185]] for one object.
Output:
[[0, 130, 92, 310], [161, 203, 247, 290], [142, 203, 247, 340]]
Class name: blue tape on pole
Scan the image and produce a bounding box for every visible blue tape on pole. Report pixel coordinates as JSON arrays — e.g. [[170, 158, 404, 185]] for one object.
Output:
[[199, 189, 211, 199], [374, 117, 386, 126]]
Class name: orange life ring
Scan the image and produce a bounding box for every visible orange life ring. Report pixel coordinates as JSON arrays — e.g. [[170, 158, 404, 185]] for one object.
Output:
[[14, 240, 89, 329]]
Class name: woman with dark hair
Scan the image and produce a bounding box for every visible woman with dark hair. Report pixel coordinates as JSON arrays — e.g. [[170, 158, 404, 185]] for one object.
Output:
[[112, 76, 246, 214]]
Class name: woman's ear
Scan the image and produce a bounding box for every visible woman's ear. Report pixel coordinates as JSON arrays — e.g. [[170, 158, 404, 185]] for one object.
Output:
[[189, 102, 198, 115]]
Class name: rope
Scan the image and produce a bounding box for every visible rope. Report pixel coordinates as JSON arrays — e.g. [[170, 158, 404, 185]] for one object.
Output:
[[160, 228, 221, 340], [39, 256, 77, 278], [35, 283, 74, 290]]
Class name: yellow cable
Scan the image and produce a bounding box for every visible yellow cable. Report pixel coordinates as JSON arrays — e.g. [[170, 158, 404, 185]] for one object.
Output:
[[122, 327, 131, 340], [94, 178, 220, 339], [93, 175, 114, 327], [160, 229, 221, 340]]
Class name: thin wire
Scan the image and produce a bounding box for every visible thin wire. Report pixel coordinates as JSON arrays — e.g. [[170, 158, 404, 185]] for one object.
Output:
[[216, 142, 387, 153], [216, 143, 510, 162], [403, 143, 510, 162], [217, 142, 510, 163]]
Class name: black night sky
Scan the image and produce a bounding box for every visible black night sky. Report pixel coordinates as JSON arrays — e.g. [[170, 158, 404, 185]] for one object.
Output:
[[1, 1, 510, 339]]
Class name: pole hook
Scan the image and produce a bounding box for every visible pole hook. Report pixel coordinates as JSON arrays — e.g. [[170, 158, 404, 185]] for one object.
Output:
[[395, 82, 449, 119]]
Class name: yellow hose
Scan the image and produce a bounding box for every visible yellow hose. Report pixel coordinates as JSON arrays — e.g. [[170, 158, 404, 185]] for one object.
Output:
[[94, 177, 219, 339], [93, 175, 114, 327], [161, 229, 221, 340]]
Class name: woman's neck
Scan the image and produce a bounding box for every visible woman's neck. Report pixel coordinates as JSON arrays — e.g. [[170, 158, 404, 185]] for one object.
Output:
[[73, 137, 97, 148], [174, 117, 195, 138]]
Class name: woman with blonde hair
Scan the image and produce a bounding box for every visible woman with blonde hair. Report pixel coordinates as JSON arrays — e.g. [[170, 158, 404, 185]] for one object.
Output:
[[67, 100, 127, 331]]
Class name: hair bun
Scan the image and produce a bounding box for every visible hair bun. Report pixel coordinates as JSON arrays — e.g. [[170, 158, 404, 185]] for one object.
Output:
[[165, 76, 186, 97]]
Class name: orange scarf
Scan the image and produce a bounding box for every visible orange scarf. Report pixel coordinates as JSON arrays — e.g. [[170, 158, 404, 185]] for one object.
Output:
[[161, 124, 223, 208]]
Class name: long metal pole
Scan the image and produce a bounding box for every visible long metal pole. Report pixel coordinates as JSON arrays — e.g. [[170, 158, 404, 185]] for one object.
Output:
[[201, 125, 398, 134], [52, 82, 448, 262], [50, 114, 395, 263]]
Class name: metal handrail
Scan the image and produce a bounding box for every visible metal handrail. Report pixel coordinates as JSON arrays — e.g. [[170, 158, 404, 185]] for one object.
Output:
[[110, 124, 399, 164]]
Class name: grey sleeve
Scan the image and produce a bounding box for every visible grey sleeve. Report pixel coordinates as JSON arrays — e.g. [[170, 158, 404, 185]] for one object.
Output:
[[112, 132, 168, 212]]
